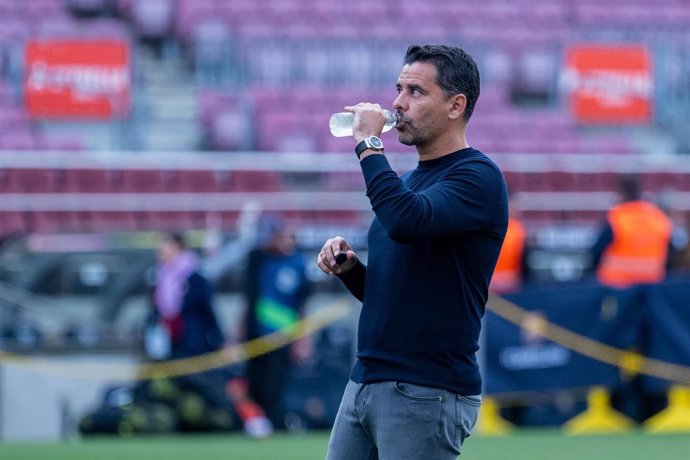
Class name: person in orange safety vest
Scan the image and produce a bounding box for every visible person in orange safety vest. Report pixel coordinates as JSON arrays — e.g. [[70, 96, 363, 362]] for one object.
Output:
[[491, 197, 527, 294], [592, 176, 673, 288]]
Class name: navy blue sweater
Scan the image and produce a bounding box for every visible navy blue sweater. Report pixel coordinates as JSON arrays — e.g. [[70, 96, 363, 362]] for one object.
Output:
[[339, 148, 508, 395]]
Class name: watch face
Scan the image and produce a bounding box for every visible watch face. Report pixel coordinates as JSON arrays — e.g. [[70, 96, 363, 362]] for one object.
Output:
[[367, 136, 383, 150]]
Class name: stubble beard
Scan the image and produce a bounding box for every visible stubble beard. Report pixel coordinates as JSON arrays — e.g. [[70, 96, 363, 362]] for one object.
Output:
[[397, 122, 432, 148]]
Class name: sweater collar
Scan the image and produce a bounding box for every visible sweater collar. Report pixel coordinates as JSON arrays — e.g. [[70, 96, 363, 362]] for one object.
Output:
[[417, 147, 476, 169]]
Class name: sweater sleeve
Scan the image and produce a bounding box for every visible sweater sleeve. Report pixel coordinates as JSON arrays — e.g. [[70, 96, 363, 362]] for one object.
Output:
[[361, 154, 504, 242], [336, 260, 367, 302]]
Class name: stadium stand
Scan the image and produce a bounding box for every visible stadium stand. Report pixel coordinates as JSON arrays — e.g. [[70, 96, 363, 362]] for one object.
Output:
[[0, 0, 687, 154], [0, 0, 690, 322]]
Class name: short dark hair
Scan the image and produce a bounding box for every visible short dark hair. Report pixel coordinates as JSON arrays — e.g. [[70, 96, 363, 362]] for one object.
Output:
[[618, 175, 641, 202], [163, 231, 187, 250], [403, 44, 480, 122]]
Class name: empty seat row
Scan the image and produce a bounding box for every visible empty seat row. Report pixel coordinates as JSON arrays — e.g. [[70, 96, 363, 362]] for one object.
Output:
[[0, 169, 284, 193], [0, 209, 366, 235], [6, 207, 688, 238], [505, 171, 690, 193], [0, 210, 234, 235], [2, 168, 689, 196], [174, 0, 690, 46]]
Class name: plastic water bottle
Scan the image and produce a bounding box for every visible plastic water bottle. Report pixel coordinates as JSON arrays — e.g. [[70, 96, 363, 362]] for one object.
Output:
[[329, 110, 399, 137]]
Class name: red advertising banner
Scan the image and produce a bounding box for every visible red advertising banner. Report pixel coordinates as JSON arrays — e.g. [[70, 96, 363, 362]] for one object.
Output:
[[24, 40, 131, 119], [563, 45, 653, 124]]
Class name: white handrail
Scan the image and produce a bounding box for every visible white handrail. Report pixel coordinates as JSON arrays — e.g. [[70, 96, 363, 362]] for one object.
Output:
[[1, 150, 690, 173]]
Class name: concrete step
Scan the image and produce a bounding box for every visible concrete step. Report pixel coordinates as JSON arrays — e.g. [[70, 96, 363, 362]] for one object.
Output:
[[146, 97, 199, 120], [139, 120, 203, 151]]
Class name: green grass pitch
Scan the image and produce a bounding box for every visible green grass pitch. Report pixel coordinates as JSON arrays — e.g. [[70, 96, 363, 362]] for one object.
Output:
[[1, 430, 688, 460]]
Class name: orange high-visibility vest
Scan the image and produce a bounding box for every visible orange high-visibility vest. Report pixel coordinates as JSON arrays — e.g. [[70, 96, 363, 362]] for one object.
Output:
[[491, 216, 526, 293], [597, 201, 672, 288]]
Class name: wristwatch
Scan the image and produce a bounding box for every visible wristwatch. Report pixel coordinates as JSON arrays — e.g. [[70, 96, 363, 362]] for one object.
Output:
[[355, 136, 384, 159]]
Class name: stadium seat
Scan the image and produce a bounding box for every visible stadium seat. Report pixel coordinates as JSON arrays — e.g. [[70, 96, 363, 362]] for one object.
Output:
[[131, 0, 173, 40], [0, 131, 36, 150], [63, 169, 117, 193], [170, 170, 218, 193], [0, 80, 13, 105], [119, 169, 168, 193], [23, 0, 66, 18], [231, 171, 282, 192], [192, 20, 232, 85], [513, 49, 559, 97], [26, 211, 78, 233], [209, 110, 253, 151], [37, 137, 85, 151], [207, 210, 242, 229], [255, 112, 320, 153], [641, 172, 685, 193], [212, 170, 234, 192], [4, 169, 60, 193], [0, 0, 20, 19], [519, 172, 553, 192], [145, 211, 195, 231], [67, 0, 111, 16], [0, 211, 26, 236], [87, 211, 142, 231], [575, 172, 620, 192], [546, 172, 579, 192]]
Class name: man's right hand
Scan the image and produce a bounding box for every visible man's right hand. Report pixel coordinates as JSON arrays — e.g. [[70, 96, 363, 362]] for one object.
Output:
[[316, 236, 357, 275], [344, 102, 387, 144]]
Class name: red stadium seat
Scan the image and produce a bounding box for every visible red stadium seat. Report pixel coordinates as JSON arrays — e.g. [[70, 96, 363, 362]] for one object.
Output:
[[641, 172, 685, 193], [26, 211, 78, 233], [170, 170, 218, 193], [63, 169, 117, 193], [4, 169, 61, 193], [86, 211, 143, 232], [119, 169, 168, 193], [546, 172, 579, 192], [230, 171, 282, 192], [0, 211, 26, 236], [575, 172, 620, 192], [144, 211, 206, 231]]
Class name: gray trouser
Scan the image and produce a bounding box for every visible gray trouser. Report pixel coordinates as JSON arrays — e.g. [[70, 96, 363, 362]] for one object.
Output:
[[326, 380, 481, 460]]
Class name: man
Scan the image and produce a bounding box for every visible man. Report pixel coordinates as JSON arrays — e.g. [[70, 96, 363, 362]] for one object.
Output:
[[243, 214, 312, 432], [148, 233, 239, 432], [151, 232, 224, 359], [317, 45, 508, 459], [592, 176, 673, 288]]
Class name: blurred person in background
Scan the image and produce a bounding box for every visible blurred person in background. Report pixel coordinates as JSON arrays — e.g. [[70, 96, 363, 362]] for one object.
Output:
[[490, 192, 528, 294], [591, 175, 673, 288], [317, 44, 508, 459], [147, 232, 224, 360], [591, 176, 674, 422], [241, 214, 312, 433], [79, 233, 238, 436]]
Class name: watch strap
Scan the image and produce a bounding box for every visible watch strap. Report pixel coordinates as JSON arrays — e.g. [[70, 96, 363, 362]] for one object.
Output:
[[355, 136, 384, 159], [355, 139, 369, 159]]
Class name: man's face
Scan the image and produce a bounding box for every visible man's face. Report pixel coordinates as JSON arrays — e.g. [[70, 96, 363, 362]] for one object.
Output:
[[268, 228, 297, 256], [393, 61, 454, 147], [157, 238, 178, 264]]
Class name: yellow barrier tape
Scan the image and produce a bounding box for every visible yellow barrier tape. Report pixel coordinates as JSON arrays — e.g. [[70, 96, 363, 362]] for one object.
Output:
[[0, 299, 351, 382], [487, 294, 690, 385], [2, 293, 689, 386]]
